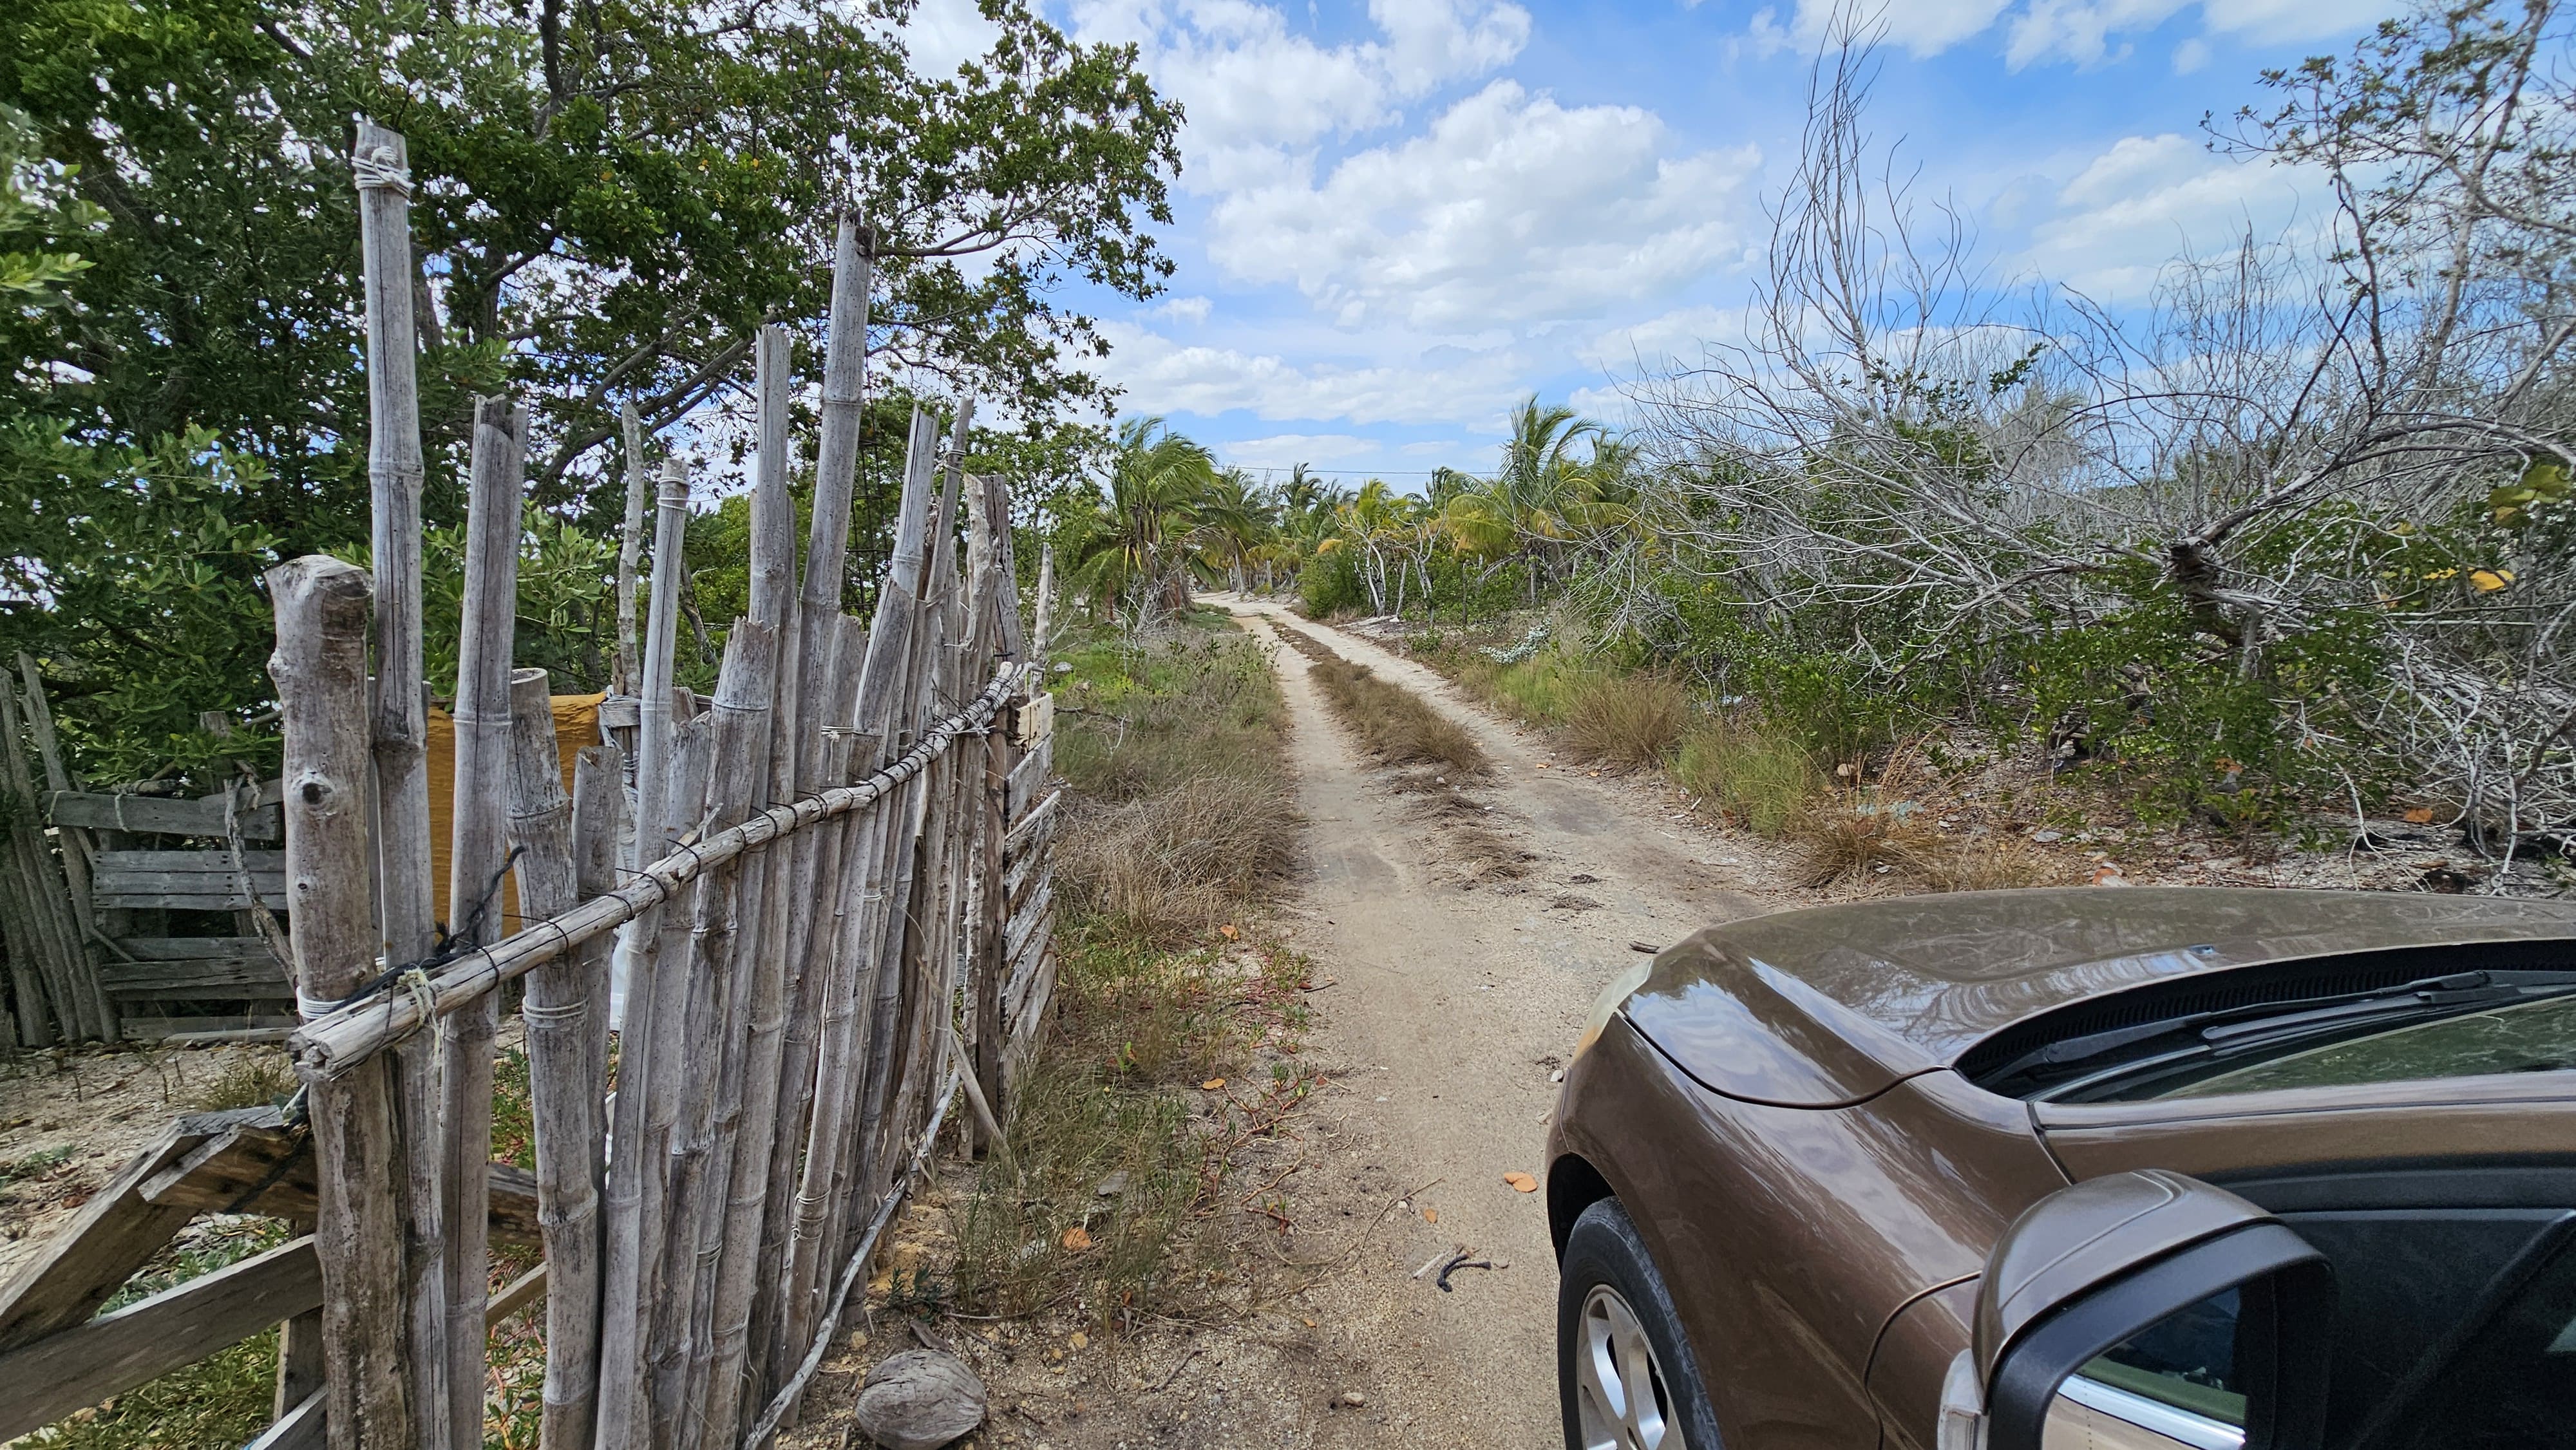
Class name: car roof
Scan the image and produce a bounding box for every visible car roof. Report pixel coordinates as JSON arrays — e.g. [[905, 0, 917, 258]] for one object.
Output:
[[1627, 887, 2576, 1105]]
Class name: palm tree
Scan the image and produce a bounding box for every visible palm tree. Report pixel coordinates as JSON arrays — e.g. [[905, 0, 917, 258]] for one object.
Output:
[[1063, 416, 1221, 622]]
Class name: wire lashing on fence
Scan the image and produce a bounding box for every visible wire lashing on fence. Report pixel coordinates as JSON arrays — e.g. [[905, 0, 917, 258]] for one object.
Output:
[[288, 670, 1018, 1081]]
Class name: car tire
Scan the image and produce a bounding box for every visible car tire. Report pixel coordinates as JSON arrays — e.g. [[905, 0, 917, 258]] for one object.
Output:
[[1557, 1197, 1725, 1450]]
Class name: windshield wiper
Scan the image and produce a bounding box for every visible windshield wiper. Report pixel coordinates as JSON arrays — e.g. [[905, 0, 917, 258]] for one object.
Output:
[[1994, 970, 2576, 1093]]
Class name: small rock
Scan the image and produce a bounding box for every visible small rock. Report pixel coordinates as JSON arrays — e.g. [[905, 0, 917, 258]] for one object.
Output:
[[2032, 829, 2064, 843], [1095, 1171, 1129, 1198], [853, 1350, 987, 1450], [1341, 1391, 1368, 1408], [1068, 1331, 1088, 1350], [1549, 1068, 1565, 1084]]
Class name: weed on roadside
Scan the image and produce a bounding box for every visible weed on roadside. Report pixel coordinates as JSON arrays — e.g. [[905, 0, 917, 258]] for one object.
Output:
[[1566, 673, 1687, 768], [182, 1051, 296, 1113], [1674, 717, 1824, 837]]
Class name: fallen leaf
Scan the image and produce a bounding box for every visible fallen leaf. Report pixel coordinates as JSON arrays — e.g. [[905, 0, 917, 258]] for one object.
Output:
[[1502, 1171, 1538, 1193], [1423, 1207, 1438, 1223], [1218, 923, 1239, 941], [1062, 1226, 1093, 1252], [2470, 568, 2514, 592], [1201, 1078, 1226, 1091], [2403, 807, 2436, 824]]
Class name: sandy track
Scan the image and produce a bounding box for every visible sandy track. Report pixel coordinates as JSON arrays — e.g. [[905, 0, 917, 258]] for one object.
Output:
[[1215, 598, 1780, 1445]]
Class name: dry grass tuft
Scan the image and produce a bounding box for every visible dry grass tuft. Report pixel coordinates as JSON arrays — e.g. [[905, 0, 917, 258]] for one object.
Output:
[[1909, 836, 2071, 892], [1791, 803, 2076, 893], [1566, 673, 1687, 767], [184, 1050, 296, 1112], [1273, 623, 1487, 775], [1788, 805, 1942, 888], [1060, 773, 1299, 944]]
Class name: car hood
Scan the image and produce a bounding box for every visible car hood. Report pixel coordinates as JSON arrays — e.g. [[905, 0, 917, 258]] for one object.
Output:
[[1620, 887, 2576, 1107]]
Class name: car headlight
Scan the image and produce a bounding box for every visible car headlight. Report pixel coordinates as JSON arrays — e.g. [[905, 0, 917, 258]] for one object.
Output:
[[1573, 959, 1653, 1060]]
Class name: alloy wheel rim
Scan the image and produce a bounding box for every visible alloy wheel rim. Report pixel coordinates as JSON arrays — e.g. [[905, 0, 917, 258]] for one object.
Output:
[[1575, 1283, 1681, 1450]]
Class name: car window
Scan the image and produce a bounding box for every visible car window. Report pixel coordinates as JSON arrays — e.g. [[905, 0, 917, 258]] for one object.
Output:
[[2154, 992, 2576, 1100], [2371, 1219, 2576, 1449]]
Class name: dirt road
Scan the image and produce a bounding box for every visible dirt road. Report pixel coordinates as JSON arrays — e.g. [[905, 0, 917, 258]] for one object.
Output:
[[1205, 599, 1787, 1445]]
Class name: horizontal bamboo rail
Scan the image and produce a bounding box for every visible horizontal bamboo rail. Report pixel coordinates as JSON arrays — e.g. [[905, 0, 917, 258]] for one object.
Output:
[[287, 670, 1016, 1083]]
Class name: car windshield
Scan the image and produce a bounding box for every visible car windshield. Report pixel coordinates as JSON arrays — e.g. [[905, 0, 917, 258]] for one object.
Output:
[[2141, 992, 2576, 1101]]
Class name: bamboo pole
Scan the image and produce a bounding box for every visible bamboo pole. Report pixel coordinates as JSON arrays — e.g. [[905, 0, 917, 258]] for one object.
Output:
[[353, 115, 451, 1450], [270, 555, 411, 1450], [648, 622, 774, 1449], [505, 668, 606, 1450], [773, 408, 940, 1377], [573, 753, 620, 1103], [696, 221, 867, 1440], [1032, 543, 1054, 661], [442, 396, 525, 1450], [615, 402, 650, 698], [632, 714, 712, 1444], [746, 614, 866, 1403], [849, 407, 972, 1214], [596, 453, 690, 1449]]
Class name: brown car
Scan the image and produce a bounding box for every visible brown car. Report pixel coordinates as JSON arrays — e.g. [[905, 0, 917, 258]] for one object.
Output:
[[1545, 887, 2576, 1450]]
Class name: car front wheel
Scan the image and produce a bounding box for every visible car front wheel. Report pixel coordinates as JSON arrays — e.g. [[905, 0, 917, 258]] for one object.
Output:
[[1557, 1197, 1725, 1450]]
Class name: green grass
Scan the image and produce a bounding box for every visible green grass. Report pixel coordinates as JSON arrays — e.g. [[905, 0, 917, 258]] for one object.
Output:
[[1454, 647, 1602, 727], [1673, 716, 1824, 838]]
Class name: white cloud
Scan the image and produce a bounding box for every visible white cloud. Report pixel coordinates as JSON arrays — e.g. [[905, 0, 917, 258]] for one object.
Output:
[[1094, 321, 1526, 427], [1220, 433, 1382, 467], [1070, 0, 1530, 190], [905, 0, 1003, 77], [1765, 0, 2014, 58], [1766, 0, 2391, 66], [2022, 133, 2315, 298], [1209, 80, 1760, 331], [1155, 294, 1214, 324]]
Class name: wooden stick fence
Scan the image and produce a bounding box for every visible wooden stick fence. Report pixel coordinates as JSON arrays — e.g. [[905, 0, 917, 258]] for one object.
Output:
[[0, 119, 1057, 1450]]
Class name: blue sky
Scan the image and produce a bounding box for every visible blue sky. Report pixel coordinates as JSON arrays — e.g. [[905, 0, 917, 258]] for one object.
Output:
[[911, 0, 2396, 489]]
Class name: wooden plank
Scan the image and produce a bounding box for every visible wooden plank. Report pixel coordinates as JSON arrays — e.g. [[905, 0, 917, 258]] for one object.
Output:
[[100, 957, 292, 998], [1003, 735, 1052, 821], [1006, 691, 1053, 747], [90, 850, 289, 911], [1002, 946, 1057, 1095], [1001, 883, 1051, 981], [93, 849, 288, 872], [1001, 787, 1060, 863], [116, 937, 276, 962], [120, 1015, 300, 1040], [138, 1122, 544, 1245], [249, 1390, 327, 1450], [0, 1109, 265, 1349], [1005, 843, 1048, 916], [0, 1235, 323, 1441], [47, 791, 282, 840]]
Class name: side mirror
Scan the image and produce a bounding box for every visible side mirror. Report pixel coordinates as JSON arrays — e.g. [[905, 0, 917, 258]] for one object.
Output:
[[1938, 1170, 2334, 1450]]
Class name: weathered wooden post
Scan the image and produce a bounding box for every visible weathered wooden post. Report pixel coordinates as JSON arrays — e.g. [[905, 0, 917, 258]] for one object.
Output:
[[615, 401, 650, 698], [441, 397, 524, 1449], [506, 669, 609, 1450], [596, 452, 689, 1448], [271, 555, 410, 1450], [351, 114, 450, 1450]]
